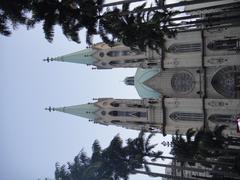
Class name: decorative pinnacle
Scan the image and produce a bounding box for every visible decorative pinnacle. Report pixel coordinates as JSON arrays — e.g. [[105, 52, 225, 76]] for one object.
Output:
[[43, 57, 54, 63], [45, 106, 55, 112]]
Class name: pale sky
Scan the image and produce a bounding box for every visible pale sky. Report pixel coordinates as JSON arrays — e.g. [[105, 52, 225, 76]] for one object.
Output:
[[0, 1, 175, 180]]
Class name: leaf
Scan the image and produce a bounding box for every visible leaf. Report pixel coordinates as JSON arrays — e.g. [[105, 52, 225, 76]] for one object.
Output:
[[186, 128, 196, 143], [133, 3, 146, 12], [122, 2, 130, 12]]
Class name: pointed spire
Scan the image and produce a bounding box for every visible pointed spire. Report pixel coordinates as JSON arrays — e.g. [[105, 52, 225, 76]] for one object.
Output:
[[45, 106, 55, 112], [44, 48, 97, 65], [52, 103, 99, 119], [43, 57, 54, 63]]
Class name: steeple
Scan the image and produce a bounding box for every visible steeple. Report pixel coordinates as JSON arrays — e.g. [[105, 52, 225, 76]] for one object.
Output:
[[46, 98, 165, 133], [46, 103, 99, 120], [44, 42, 162, 69], [43, 48, 97, 65]]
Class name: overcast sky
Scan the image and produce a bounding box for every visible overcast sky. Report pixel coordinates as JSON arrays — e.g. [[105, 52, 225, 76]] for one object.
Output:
[[0, 1, 174, 180]]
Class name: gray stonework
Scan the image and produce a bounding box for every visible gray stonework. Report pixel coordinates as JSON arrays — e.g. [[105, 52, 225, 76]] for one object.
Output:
[[51, 22, 240, 137], [89, 98, 240, 137]]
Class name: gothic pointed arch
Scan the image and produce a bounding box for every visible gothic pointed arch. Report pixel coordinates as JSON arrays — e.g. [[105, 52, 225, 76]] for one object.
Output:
[[109, 111, 147, 118], [211, 66, 240, 98], [207, 39, 240, 51], [167, 43, 201, 53], [208, 114, 235, 123], [169, 112, 203, 121]]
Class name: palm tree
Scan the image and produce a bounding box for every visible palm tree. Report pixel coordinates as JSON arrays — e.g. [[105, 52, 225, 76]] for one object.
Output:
[[171, 128, 198, 165], [99, 1, 176, 52], [171, 126, 240, 179], [54, 129, 240, 180]]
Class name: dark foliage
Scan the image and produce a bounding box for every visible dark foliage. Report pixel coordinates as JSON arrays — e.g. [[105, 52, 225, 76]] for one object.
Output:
[[1, 0, 177, 51], [99, 1, 176, 52], [0, 0, 31, 36], [54, 131, 163, 180], [171, 125, 235, 167], [30, 0, 104, 43]]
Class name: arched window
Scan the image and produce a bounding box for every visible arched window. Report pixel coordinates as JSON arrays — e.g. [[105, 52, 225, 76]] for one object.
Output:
[[124, 59, 145, 64], [168, 43, 201, 53], [208, 114, 234, 123], [109, 111, 147, 118], [132, 121, 145, 125], [110, 102, 120, 107], [211, 66, 239, 98], [127, 104, 145, 108], [207, 39, 239, 51], [147, 63, 158, 66], [132, 112, 147, 118], [109, 61, 123, 65], [99, 52, 104, 57], [111, 120, 121, 123], [169, 112, 203, 121], [109, 111, 119, 116], [107, 50, 131, 57], [101, 111, 106, 116]]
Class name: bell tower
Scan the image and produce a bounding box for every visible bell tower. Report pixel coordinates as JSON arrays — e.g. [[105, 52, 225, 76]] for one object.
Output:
[[47, 97, 240, 137], [47, 98, 164, 133], [44, 42, 161, 69]]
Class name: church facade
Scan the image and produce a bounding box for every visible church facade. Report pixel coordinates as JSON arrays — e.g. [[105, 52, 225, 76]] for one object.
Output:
[[46, 25, 240, 137]]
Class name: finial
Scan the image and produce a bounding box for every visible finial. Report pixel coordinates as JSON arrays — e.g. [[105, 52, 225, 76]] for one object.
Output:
[[45, 106, 55, 112], [43, 57, 54, 63]]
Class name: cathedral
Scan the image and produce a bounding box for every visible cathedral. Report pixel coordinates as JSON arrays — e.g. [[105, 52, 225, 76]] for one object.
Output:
[[45, 25, 240, 137]]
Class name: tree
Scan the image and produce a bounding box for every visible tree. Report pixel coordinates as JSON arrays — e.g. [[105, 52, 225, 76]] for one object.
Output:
[[55, 163, 71, 180], [171, 126, 240, 179], [29, 0, 104, 43], [53, 131, 191, 180], [0, 0, 31, 36], [1, 0, 177, 51], [67, 150, 91, 180], [99, 1, 176, 52], [124, 131, 163, 172], [171, 128, 198, 165], [53, 129, 240, 180]]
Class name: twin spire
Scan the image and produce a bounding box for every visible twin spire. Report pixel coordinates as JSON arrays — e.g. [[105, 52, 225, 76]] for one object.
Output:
[[45, 103, 99, 120], [44, 43, 161, 120], [43, 48, 96, 65]]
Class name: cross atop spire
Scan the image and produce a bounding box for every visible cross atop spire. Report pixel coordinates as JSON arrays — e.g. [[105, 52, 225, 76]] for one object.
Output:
[[43, 57, 54, 63], [45, 106, 55, 112], [48, 103, 99, 119], [43, 48, 97, 65]]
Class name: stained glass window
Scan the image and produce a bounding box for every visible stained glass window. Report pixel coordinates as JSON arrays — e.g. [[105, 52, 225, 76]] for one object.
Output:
[[169, 112, 204, 121], [109, 111, 147, 118], [168, 43, 201, 53], [171, 71, 195, 94], [211, 66, 240, 98], [207, 39, 240, 51], [208, 114, 234, 123]]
